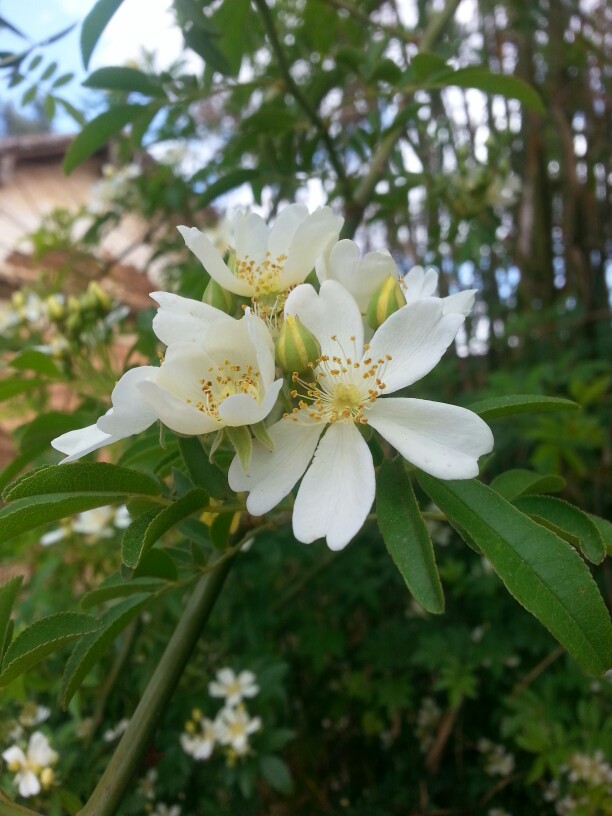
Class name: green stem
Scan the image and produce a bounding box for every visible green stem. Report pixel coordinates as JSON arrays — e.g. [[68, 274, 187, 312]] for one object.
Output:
[[0, 792, 43, 816], [78, 555, 235, 816]]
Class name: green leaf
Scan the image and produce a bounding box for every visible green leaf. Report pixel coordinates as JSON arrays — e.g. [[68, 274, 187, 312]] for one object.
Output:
[[210, 512, 234, 549], [183, 26, 232, 75], [80, 574, 166, 609], [61, 595, 149, 707], [443, 67, 545, 113], [0, 613, 99, 687], [133, 548, 178, 580], [410, 52, 449, 81], [51, 72, 73, 88], [121, 488, 208, 568], [10, 348, 62, 378], [376, 460, 444, 614], [0, 377, 45, 402], [40, 61, 57, 81], [197, 168, 259, 208], [0, 494, 131, 545], [0, 576, 23, 664], [490, 469, 566, 501], [81, 0, 127, 69], [3, 462, 162, 502], [178, 436, 227, 498], [468, 394, 578, 420], [226, 426, 252, 472], [83, 66, 166, 97], [513, 495, 606, 564], [259, 755, 294, 795], [63, 104, 146, 174], [587, 514, 612, 556], [417, 474, 612, 676]]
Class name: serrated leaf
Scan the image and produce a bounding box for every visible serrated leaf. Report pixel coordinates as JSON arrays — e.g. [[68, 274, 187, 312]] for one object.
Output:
[[121, 488, 208, 568], [443, 67, 545, 113], [3, 462, 161, 502], [0, 613, 99, 687], [133, 547, 178, 580], [83, 66, 166, 97], [260, 755, 293, 795], [0, 494, 132, 544], [490, 469, 566, 501], [0, 576, 23, 664], [80, 574, 166, 609], [61, 595, 149, 707], [178, 436, 227, 498], [468, 394, 578, 420], [63, 104, 147, 174], [377, 460, 444, 613], [81, 0, 127, 69], [417, 473, 612, 676], [587, 514, 612, 556], [514, 495, 606, 564]]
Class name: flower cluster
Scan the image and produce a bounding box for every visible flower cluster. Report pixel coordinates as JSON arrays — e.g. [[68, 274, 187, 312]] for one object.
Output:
[[2, 731, 58, 798], [543, 750, 612, 815], [52, 204, 493, 550], [180, 668, 261, 764], [477, 738, 516, 777], [414, 697, 442, 753]]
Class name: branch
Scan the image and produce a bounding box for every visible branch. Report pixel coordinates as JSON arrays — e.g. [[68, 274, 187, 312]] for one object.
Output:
[[252, 0, 352, 202], [78, 555, 235, 816]]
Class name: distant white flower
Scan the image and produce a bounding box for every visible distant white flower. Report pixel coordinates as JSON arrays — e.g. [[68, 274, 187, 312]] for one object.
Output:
[[215, 705, 261, 754], [414, 697, 442, 753], [478, 739, 515, 777], [150, 803, 181, 816], [486, 171, 521, 208], [18, 705, 51, 728], [209, 668, 259, 706], [180, 717, 217, 761], [567, 751, 612, 786], [230, 281, 493, 550], [2, 731, 58, 798], [103, 718, 129, 743], [178, 204, 343, 302], [488, 809, 512, 816], [137, 767, 158, 800], [40, 505, 131, 546]]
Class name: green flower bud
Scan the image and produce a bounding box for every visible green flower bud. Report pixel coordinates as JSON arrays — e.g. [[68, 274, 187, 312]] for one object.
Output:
[[202, 278, 236, 314], [46, 295, 65, 321], [275, 315, 321, 377], [86, 281, 113, 312], [366, 276, 406, 330]]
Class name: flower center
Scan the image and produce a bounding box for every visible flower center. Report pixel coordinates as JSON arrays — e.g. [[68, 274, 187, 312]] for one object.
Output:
[[288, 337, 391, 424], [187, 360, 261, 420], [233, 251, 288, 297]]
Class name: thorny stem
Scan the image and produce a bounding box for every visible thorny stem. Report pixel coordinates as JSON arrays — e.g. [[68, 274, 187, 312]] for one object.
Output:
[[78, 553, 235, 816]]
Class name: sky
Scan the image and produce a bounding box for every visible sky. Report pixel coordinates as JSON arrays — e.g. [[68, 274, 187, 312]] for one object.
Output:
[[1, 0, 185, 129]]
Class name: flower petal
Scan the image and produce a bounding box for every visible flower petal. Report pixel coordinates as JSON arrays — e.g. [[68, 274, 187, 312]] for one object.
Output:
[[2, 746, 25, 765], [367, 299, 464, 393], [442, 289, 476, 316], [218, 377, 283, 426], [177, 225, 252, 296], [151, 291, 233, 346], [267, 203, 309, 258], [28, 732, 58, 766], [98, 366, 159, 436], [292, 422, 375, 550], [281, 207, 344, 287], [402, 266, 438, 304], [234, 212, 268, 265], [139, 380, 220, 435], [18, 770, 40, 798], [52, 422, 116, 463], [228, 415, 324, 515], [285, 280, 363, 359], [367, 397, 494, 479]]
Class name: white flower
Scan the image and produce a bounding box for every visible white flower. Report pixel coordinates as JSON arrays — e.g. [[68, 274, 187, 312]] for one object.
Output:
[[52, 297, 281, 461], [18, 705, 51, 728], [401, 266, 476, 316], [209, 668, 259, 706], [103, 718, 129, 742], [180, 717, 217, 761], [150, 803, 181, 816], [229, 280, 493, 550], [178, 204, 343, 301], [2, 731, 58, 798], [215, 705, 261, 754], [40, 505, 131, 546]]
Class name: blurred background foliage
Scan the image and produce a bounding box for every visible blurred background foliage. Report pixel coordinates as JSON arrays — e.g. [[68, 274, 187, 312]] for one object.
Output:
[[0, 0, 610, 814]]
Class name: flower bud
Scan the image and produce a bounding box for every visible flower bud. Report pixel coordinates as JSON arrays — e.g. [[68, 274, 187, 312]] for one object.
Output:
[[275, 315, 321, 376], [86, 281, 113, 311], [202, 278, 236, 314], [46, 295, 65, 321], [366, 276, 406, 330]]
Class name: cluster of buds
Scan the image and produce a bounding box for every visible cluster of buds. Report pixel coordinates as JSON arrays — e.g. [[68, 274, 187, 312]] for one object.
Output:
[[181, 668, 262, 765]]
